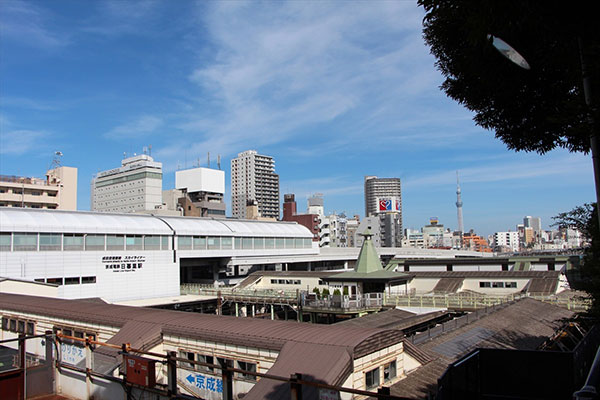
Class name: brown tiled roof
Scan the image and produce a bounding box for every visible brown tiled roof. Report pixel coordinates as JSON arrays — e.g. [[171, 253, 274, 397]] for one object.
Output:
[[390, 298, 573, 399], [0, 293, 404, 398], [525, 278, 558, 295], [407, 271, 560, 279], [432, 278, 464, 293], [337, 308, 446, 332]]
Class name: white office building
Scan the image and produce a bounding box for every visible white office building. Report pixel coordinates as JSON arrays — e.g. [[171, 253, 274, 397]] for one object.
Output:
[[91, 154, 163, 213], [231, 150, 279, 219]]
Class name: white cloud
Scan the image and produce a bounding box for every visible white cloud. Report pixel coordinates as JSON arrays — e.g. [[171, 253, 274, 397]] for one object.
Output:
[[158, 1, 434, 166], [0, 129, 47, 155], [0, 1, 69, 48], [404, 153, 592, 188], [104, 116, 163, 140]]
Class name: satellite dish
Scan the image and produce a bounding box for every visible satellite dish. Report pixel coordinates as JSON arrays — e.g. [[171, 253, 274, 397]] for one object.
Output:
[[488, 34, 531, 70]]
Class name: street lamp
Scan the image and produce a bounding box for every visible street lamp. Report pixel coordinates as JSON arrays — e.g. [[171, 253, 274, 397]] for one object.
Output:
[[489, 34, 600, 229]]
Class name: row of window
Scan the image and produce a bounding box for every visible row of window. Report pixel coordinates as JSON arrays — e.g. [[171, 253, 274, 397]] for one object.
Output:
[[179, 350, 257, 381], [270, 279, 302, 285], [2, 316, 35, 336], [0, 233, 313, 252], [479, 281, 517, 288], [95, 171, 162, 188], [34, 276, 96, 286], [365, 361, 397, 389]]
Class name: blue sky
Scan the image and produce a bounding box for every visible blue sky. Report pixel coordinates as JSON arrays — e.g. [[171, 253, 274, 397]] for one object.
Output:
[[0, 0, 594, 236]]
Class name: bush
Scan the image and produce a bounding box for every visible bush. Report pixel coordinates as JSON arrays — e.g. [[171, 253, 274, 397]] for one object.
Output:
[[333, 289, 341, 296], [322, 288, 330, 296], [312, 287, 320, 299], [343, 287, 349, 296]]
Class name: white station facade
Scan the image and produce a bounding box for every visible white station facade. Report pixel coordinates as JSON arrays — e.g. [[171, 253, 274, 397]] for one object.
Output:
[[0, 207, 315, 301]]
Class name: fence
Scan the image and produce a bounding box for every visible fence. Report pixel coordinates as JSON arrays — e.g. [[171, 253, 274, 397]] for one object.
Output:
[[384, 293, 590, 312]]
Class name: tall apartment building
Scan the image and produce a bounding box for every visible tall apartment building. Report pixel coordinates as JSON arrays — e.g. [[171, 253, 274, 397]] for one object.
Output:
[[91, 154, 162, 213], [363, 176, 402, 247], [364, 176, 402, 218], [0, 167, 77, 210], [230, 150, 279, 219]]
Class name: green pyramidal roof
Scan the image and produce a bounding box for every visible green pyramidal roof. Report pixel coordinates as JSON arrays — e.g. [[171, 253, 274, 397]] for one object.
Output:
[[354, 229, 383, 274]]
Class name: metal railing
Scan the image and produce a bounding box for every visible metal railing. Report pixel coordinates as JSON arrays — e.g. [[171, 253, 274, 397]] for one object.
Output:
[[302, 293, 383, 310], [384, 293, 590, 312]]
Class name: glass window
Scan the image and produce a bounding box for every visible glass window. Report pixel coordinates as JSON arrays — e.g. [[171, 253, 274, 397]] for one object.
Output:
[[161, 236, 170, 250], [242, 238, 253, 249], [304, 238, 312, 248], [234, 237, 242, 249], [39, 233, 61, 251], [63, 234, 84, 251], [221, 237, 232, 249], [236, 361, 257, 381], [144, 236, 161, 250], [0, 232, 10, 251], [81, 276, 96, 284], [193, 236, 207, 250], [2, 317, 8, 330], [492, 282, 504, 288], [366, 367, 380, 389], [295, 238, 303, 248], [198, 354, 214, 372], [505, 282, 517, 288], [26, 322, 35, 336], [384, 361, 397, 382], [106, 235, 124, 250], [285, 238, 295, 248], [10, 319, 16, 332], [254, 237, 264, 249], [178, 350, 195, 369], [65, 277, 80, 285], [18, 320, 25, 333], [126, 235, 143, 250], [178, 236, 192, 250], [275, 238, 285, 249], [265, 237, 275, 249], [85, 234, 105, 251], [13, 233, 38, 251], [207, 237, 220, 250], [47, 278, 63, 286]]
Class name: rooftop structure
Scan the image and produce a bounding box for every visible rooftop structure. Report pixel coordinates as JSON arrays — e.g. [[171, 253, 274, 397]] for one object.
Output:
[[175, 167, 226, 217]]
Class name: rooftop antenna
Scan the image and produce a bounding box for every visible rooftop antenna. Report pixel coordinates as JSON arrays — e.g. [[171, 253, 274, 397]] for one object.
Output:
[[207, 152, 210, 168], [148, 144, 152, 156], [217, 155, 221, 170], [143, 146, 148, 155], [48, 151, 63, 170], [123, 152, 127, 159]]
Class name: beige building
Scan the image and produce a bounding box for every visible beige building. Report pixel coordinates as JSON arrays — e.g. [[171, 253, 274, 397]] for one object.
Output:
[[0, 166, 77, 210]]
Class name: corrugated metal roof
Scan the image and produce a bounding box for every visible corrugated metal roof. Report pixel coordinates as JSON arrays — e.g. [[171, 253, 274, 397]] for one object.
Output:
[[0, 293, 404, 394], [432, 278, 464, 293], [0, 207, 312, 238], [406, 271, 560, 279]]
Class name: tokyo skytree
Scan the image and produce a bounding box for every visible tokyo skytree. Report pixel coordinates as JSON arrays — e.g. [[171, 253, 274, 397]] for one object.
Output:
[[456, 171, 464, 233]]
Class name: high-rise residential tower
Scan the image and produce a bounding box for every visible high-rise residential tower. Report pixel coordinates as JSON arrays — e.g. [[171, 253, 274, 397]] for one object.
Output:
[[230, 150, 279, 219], [363, 176, 402, 247], [456, 171, 464, 233], [364, 176, 402, 218], [91, 154, 162, 213]]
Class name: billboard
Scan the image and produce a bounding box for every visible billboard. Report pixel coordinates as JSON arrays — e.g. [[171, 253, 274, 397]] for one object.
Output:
[[377, 198, 400, 212]]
